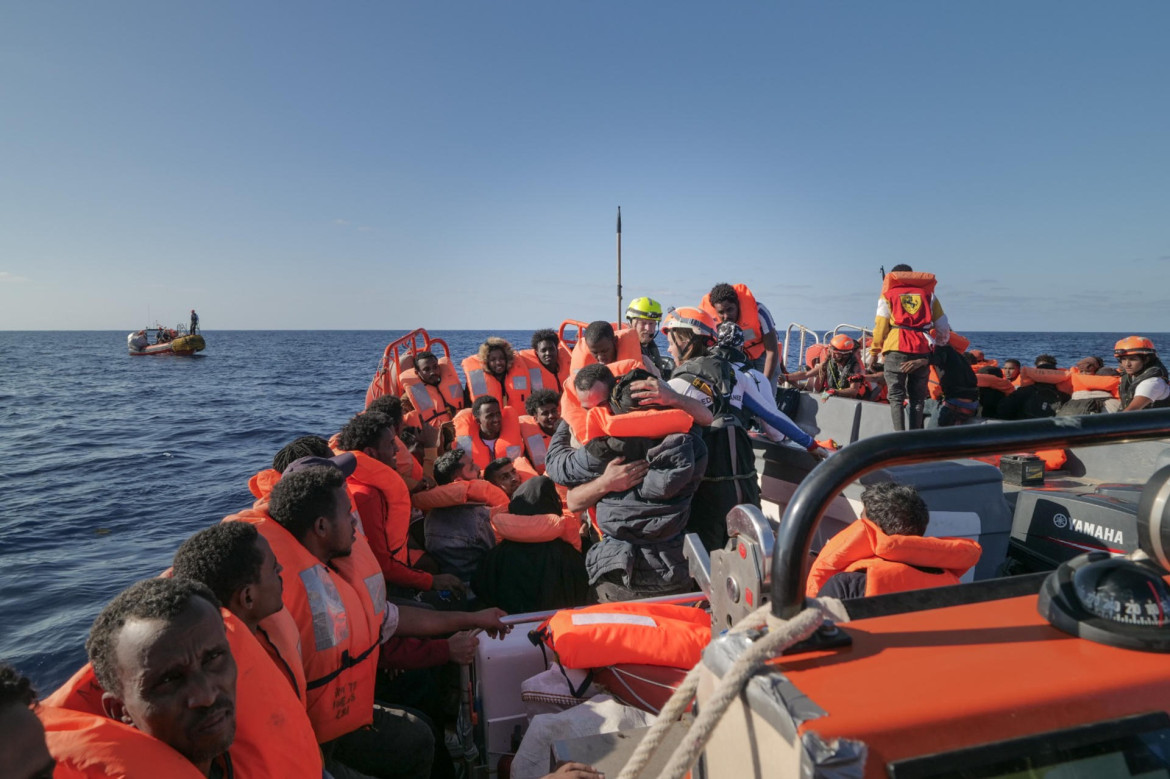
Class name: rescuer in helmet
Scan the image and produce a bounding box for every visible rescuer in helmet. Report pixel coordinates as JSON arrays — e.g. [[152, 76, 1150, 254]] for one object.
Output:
[[649, 307, 829, 551], [625, 296, 674, 377], [1114, 336, 1170, 412]]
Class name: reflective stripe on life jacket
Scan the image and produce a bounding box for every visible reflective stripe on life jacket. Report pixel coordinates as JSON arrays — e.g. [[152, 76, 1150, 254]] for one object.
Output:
[[880, 272, 937, 354], [806, 517, 981, 598], [520, 345, 573, 393], [582, 405, 694, 444], [400, 358, 465, 427], [700, 283, 767, 360], [452, 405, 525, 469], [461, 354, 534, 411], [44, 609, 323, 778], [227, 506, 384, 743], [518, 415, 551, 473], [534, 602, 710, 670]]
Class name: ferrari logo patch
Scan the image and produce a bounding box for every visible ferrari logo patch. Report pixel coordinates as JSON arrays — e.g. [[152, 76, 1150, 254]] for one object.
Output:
[[899, 294, 922, 316]]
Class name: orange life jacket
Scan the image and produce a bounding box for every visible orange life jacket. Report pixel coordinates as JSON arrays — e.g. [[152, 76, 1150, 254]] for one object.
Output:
[[1069, 369, 1120, 398], [880, 272, 937, 354], [946, 331, 971, 353], [345, 450, 414, 568], [582, 405, 695, 445], [534, 602, 711, 670], [40, 706, 207, 779], [400, 358, 465, 426], [927, 366, 944, 401], [257, 605, 308, 702], [411, 479, 510, 510], [452, 405, 525, 469], [560, 358, 644, 442], [806, 517, 981, 598], [975, 373, 1016, 394], [226, 506, 386, 744], [568, 328, 645, 375], [518, 415, 551, 473], [1018, 365, 1074, 395], [44, 609, 323, 778], [519, 344, 573, 394], [803, 343, 828, 369], [461, 354, 537, 411], [364, 356, 408, 409], [700, 283, 768, 360], [249, 467, 281, 499]]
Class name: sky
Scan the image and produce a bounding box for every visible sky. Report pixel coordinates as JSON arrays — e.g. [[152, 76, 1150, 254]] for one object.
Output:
[[2, 2, 1168, 332]]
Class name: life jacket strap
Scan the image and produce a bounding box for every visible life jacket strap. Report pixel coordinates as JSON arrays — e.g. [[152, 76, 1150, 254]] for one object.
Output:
[[304, 639, 380, 692]]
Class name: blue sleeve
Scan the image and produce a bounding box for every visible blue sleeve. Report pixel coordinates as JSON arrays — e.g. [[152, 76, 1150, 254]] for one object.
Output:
[[742, 392, 814, 449], [757, 303, 775, 336]]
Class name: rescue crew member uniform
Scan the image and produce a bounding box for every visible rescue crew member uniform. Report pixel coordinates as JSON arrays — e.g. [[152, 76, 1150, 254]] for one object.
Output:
[[1120, 361, 1170, 410], [808, 517, 981, 599], [668, 348, 817, 552], [870, 271, 950, 431]]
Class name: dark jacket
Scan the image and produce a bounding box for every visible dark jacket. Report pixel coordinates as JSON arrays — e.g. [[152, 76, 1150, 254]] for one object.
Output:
[[544, 419, 707, 590], [423, 503, 495, 581]]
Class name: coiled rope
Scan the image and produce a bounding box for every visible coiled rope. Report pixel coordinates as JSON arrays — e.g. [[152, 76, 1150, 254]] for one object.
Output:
[[617, 602, 827, 779]]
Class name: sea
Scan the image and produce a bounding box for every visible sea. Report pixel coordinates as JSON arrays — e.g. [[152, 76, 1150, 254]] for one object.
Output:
[[1, 328, 1164, 693]]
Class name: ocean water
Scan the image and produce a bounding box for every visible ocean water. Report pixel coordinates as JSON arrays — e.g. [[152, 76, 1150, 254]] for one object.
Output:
[[1, 328, 1164, 692]]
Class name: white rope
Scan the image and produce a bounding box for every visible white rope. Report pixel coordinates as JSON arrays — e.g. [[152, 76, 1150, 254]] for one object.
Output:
[[616, 602, 826, 779]]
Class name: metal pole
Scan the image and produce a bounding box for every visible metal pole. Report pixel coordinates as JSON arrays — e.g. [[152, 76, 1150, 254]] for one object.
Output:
[[616, 206, 622, 323]]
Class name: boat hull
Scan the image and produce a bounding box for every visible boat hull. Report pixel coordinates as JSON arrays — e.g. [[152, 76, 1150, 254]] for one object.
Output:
[[129, 334, 205, 356]]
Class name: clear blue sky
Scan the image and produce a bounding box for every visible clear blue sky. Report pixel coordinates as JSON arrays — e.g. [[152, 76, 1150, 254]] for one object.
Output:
[[3, 2, 1168, 331]]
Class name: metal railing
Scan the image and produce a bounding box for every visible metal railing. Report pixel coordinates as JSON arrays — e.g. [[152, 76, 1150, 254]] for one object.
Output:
[[781, 323, 821, 372], [371, 328, 452, 398], [770, 409, 1170, 618]]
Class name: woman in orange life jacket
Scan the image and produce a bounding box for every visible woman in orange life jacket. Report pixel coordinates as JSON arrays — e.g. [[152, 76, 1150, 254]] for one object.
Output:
[[462, 337, 536, 411], [810, 482, 981, 599], [1115, 336, 1170, 412], [699, 282, 781, 381]]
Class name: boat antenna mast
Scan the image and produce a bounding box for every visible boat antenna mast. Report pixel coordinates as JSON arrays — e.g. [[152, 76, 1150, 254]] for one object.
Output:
[[616, 206, 622, 323], [879, 264, 886, 280]]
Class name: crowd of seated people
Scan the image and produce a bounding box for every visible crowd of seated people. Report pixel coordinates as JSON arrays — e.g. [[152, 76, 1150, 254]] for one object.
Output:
[[11, 276, 1165, 777]]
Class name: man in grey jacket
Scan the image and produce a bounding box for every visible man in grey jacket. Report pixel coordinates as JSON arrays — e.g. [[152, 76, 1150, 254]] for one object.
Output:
[[545, 364, 708, 602]]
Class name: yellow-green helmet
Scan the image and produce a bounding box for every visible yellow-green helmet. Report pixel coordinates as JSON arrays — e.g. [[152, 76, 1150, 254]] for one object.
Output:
[[625, 296, 663, 322]]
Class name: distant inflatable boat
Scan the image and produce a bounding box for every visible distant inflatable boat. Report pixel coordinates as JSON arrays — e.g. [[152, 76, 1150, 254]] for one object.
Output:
[[127, 330, 206, 356]]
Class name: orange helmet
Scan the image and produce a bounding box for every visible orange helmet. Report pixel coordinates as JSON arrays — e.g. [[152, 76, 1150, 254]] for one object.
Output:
[[660, 306, 717, 342], [829, 334, 856, 352], [1114, 336, 1156, 358]]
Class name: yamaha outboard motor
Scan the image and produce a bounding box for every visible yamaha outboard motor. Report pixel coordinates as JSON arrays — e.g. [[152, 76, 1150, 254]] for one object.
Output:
[[1038, 465, 1170, 652]]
